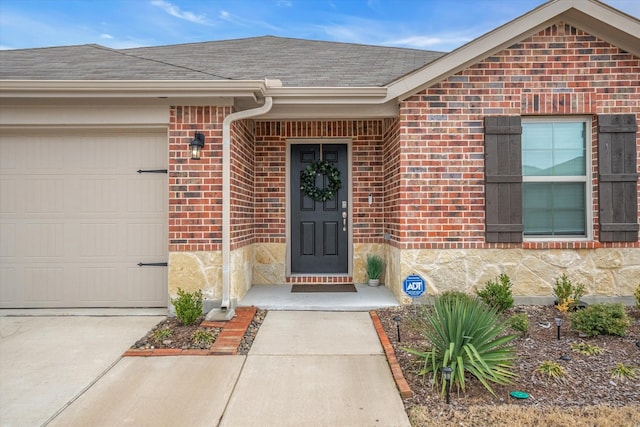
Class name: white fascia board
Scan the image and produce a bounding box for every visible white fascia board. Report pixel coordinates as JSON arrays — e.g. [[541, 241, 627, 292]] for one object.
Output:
[[265, 87, 388, 104], [0, 80, 272, 99], [386, 0, 640, 102], [259, 102, 398, 119]]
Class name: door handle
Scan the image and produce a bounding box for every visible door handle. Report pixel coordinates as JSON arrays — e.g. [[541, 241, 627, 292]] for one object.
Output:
[[342, 211, 347, 231]]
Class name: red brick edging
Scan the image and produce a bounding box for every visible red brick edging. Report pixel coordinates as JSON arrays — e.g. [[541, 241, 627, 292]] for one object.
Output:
[[369, 311, 413, 399], [123, 306, 257, 357]]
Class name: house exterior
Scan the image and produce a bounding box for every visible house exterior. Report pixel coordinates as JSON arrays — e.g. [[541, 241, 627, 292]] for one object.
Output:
[[1, 0, 638, 309]]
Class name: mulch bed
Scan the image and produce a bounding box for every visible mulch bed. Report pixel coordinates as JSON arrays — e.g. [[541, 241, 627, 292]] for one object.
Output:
[[376, 304, 640, 411], [126, 308, 267, 356]]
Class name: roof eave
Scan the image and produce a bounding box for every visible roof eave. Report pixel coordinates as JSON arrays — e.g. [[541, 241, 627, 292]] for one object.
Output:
[[266, 86, 388, 104], [385, 0, 640, 102], [0, 79, 278, 99]]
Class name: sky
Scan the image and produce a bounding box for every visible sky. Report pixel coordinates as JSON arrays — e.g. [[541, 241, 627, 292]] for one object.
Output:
[[0, 0, 638, 52]]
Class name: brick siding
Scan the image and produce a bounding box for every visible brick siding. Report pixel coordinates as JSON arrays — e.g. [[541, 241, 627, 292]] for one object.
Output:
[[168, 106, 228, 252], [399, 21, 639, 250], [253, 120, 387, 245]]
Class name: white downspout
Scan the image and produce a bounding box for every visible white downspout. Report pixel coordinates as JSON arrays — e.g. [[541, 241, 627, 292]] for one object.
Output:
[[220, 95, 273, 310]]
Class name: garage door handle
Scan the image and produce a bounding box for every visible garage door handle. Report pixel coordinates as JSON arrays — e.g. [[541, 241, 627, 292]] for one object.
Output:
[[137, 169, 168, 174], [137, 262, 168, 267]]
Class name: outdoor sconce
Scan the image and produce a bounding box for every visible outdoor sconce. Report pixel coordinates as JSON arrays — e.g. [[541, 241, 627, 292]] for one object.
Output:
[[441, 366, 453, 404], [189, 131, 205, 160], [393, 316, 402, 342], [555, 317, 563, 340]]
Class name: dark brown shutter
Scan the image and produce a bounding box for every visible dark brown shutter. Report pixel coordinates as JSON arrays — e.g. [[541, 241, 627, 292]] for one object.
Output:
[[597, 114, 639, 242], [484, 116, 523, 243]]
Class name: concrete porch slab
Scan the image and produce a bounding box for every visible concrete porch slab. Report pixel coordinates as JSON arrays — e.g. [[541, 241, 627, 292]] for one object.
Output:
[[48, 356, 245, 427], [220, 354, 410, 427], [238, 284, 400, 311], [249, 311, 382, 355]]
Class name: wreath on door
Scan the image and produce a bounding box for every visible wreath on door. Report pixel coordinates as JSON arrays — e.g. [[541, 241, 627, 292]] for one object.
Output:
[[300, 160, 342, 202]]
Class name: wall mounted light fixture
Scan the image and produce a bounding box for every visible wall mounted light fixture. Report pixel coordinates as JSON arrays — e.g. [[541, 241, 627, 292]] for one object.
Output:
[[189, 131, 205, 160]]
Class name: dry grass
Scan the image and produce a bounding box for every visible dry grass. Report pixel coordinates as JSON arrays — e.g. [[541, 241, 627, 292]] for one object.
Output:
[[408, 404, 640, 427]]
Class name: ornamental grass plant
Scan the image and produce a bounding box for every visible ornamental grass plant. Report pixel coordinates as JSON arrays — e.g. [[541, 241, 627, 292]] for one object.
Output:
[[406, 294, 518, 396]]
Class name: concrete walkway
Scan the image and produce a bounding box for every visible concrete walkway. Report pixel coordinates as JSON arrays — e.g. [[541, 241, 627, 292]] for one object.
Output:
[[8, 311, 409, 427], [220, 311, 409, 426]]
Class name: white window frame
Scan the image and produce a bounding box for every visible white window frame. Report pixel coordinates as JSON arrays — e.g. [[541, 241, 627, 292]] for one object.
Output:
[[522, 116, 593, 241]]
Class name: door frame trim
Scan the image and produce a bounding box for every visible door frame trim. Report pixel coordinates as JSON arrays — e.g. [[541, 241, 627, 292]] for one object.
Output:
[[285, 138, 353, 277]]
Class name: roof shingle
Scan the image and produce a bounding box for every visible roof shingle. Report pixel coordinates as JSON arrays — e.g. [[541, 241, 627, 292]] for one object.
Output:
[[0, 36, 444, 87]]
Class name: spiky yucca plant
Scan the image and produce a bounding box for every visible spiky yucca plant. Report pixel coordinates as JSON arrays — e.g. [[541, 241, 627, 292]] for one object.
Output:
[[406, 294, 518, 396]]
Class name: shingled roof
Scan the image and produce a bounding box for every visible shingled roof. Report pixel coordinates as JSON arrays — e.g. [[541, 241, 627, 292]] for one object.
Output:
[[0, 36, 444, 87]]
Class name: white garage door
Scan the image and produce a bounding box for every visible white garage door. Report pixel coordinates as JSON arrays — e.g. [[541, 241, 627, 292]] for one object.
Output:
[[0, 130, 168, 308]]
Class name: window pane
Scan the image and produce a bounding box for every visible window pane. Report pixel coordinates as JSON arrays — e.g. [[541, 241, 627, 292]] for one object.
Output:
[[522, 122, 585, 176], [523, 183, 585, 236]]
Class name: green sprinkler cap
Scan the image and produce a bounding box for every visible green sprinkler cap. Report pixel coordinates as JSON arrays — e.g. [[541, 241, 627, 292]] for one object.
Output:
[[510, 391, 529, 399]]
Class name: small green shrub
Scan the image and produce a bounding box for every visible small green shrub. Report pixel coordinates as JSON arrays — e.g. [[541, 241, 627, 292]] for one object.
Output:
[[634, 284, 640, 309], [569, 303, 630, 337], [365, 254, 385, 280], [552, 273, 585, 312], [570, 342, 602, 356], [611, 363, 637, 380], [171, 288, 203, 326], [475, 274, 514, 312], [536, 360, 566, 382], [151, 327, 173, 343], [438, 290, 474, 306], [405, 295, 517, 396], [508, 313, 529, 337], [192, 329, 215, 348]]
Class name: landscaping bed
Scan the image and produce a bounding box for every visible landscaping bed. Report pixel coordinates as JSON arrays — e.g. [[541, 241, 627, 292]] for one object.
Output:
[[129, 308, 267, 355], [376, 304, 640, 426]]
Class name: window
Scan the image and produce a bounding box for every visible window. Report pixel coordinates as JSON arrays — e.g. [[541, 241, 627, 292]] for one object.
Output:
[[521, 119, 590, 238]]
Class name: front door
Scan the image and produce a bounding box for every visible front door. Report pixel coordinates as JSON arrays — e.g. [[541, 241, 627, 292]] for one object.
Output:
[[291, 143, 349, 274]]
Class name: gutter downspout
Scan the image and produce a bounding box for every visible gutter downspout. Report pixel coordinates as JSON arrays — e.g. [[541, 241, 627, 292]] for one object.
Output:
[[219, 95, 273, 311]]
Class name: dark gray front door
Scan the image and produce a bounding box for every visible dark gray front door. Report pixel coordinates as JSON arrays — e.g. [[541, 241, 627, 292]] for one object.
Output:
[[291, 144, 348, 274]]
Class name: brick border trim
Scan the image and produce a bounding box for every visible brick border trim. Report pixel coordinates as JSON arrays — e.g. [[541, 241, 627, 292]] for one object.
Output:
[[123, 306, 257, 357], [369, 310, 413, 399]]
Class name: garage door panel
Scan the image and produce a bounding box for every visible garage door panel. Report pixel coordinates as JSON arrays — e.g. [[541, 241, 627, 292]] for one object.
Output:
[[24, 267, 65, 304], [127, 223, 166, 257], [127, 267, 167, 303], [78, 223, 120, 257], [78, 266, 119, 303], [0, 131, 168, 308], [25, 178, 65, 213], [1, 223, 16, 257], [0, 179, 16, 213], [23, 223, 65, 258], [0, 267, 17, 303]]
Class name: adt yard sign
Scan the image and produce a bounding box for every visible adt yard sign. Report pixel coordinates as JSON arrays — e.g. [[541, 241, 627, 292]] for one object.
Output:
[[403, 274, 426, 298]]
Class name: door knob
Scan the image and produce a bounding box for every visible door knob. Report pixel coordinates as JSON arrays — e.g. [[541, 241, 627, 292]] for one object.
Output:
[[342, 211, 347, 231]]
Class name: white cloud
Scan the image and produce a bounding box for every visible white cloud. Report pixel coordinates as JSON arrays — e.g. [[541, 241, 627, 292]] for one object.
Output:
[[275, 0, 293, 6], [150, 0, 210, 25], [100, 33, 114, 40], [218, 9, 282, 32], [387, 35, 472, 50]]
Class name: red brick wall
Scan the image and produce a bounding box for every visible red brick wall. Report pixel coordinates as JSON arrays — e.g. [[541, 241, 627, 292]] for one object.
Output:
[[399, 22, 640, 250], [383, 118, 401, 247], [168, 106, 228, 252], [230, 119, 255, 250], [254, 120, 387, 244]]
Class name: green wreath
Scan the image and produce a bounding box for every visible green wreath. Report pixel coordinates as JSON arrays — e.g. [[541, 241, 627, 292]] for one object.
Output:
[[300, 160, 342, 202]]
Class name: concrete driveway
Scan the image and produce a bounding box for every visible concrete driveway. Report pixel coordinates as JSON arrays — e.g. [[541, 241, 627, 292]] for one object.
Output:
[[0, 313, 163, 427], [1, 311, 410, 427]]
